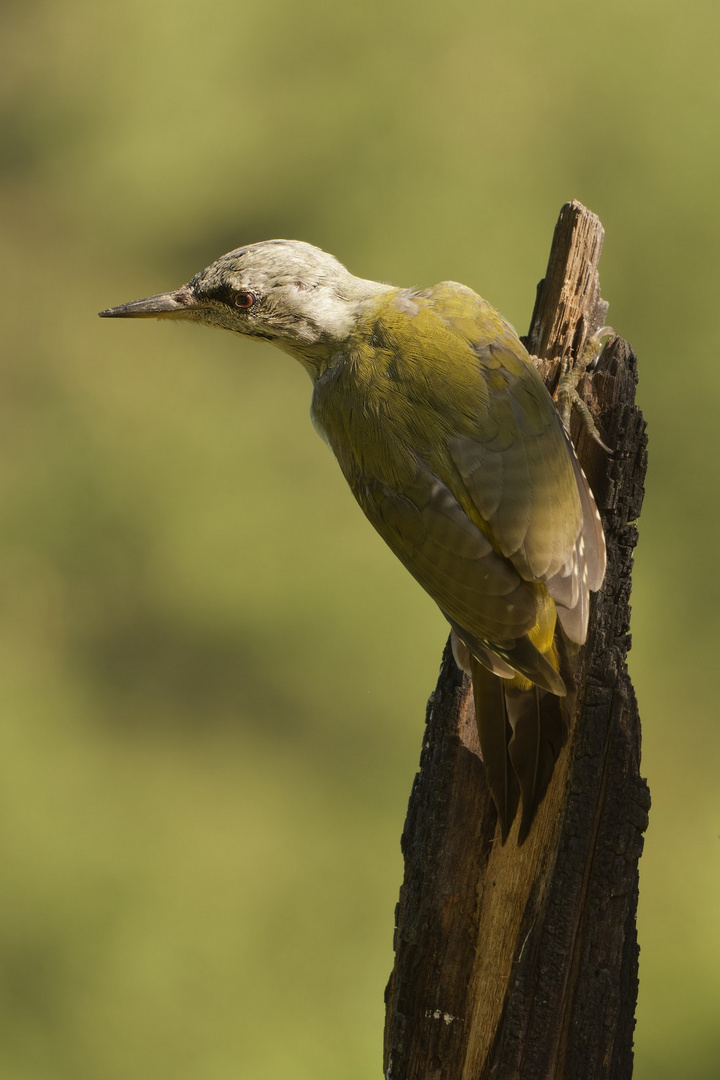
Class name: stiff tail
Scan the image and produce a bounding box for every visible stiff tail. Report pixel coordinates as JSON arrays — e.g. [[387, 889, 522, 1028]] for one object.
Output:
[[469, 657, 566, 843]]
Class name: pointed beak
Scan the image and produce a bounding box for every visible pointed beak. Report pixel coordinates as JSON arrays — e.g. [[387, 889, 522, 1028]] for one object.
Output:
[[98, 284, 201, 319]]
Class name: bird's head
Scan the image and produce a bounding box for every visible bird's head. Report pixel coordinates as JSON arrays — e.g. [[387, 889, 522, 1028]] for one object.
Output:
[[99, 240, 393, 377]]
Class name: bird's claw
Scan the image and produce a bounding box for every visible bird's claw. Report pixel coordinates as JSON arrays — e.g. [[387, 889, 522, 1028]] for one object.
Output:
[[555, 328, 614, 452]]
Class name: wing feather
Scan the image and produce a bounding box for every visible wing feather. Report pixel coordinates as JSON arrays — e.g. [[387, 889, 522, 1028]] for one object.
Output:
[[356, 459, 565, 694]]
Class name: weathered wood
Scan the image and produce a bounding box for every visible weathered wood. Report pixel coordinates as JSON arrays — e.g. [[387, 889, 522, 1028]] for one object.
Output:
[[526, 199, 610, 363], [384, 201, 649, 1080]]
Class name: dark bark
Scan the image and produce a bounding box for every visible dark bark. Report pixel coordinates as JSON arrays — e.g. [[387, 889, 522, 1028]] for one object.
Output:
[[384, 201, 649, 1080]]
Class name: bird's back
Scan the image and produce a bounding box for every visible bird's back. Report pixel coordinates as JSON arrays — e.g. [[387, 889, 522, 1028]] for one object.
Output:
[[311, 281, 601, 651]]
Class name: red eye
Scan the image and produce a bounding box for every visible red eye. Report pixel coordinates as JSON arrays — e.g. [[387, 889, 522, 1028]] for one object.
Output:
[[234, 291, 255, 309]]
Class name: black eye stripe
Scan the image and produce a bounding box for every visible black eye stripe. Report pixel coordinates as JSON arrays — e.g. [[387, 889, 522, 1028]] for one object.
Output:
[[202, 283, 257, 308], [200, 284, 239, 306]]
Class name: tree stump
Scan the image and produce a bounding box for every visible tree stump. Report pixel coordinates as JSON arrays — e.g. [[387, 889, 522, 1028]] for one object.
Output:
[[383, 201, 650, 1080]]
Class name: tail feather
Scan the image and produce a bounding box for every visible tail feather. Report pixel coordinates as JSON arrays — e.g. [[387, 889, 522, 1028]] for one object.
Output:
[[506, 685, 565, 842], [469, 658, 519, 841], [469, 658, 566, 843]]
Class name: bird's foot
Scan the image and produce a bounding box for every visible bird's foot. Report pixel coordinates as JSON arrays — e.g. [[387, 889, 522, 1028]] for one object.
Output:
[[556, 327, 614, 452]]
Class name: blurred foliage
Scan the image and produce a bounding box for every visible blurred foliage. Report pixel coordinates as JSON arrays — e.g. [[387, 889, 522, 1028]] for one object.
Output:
[[1, 0, 718, 1076]]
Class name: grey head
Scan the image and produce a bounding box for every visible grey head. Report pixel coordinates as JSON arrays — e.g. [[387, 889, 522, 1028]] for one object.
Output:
[[99, 239, 393, 376]]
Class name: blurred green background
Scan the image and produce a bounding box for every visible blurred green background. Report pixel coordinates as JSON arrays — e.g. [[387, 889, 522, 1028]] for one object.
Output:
[[1, 0, 718, 1076]]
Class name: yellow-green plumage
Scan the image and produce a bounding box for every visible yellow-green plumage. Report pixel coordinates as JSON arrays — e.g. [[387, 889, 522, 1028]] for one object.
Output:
[[313, 285, 583, 684], [99, 240, 605, 842]]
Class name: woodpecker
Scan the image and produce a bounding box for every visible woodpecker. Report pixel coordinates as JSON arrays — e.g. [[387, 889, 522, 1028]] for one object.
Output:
[[100, 240, 606, 842]]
